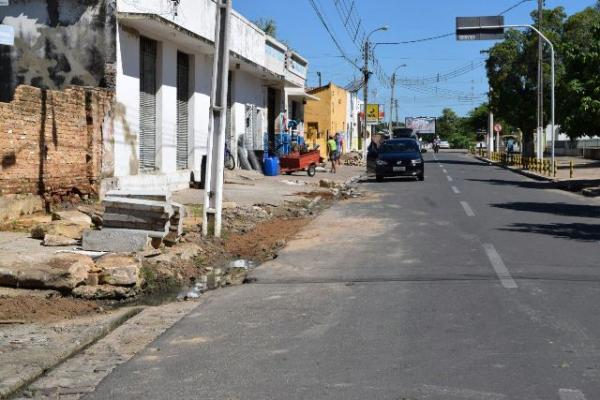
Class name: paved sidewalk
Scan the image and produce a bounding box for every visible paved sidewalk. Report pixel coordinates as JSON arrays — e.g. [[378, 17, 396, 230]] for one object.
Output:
[[173, 166, 364, 207]]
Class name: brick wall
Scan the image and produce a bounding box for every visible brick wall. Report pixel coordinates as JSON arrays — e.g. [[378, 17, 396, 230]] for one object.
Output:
[[0, 85, 113, 200]]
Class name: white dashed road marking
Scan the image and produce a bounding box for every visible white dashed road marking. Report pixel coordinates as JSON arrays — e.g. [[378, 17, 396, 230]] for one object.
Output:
[[442, 169, 448, 174], [451, 186, 460, 194], [447, 176, 453, 182], [483, 244, 518, 289], [460, 201, 475, 217], [559, 389, 587, 400]]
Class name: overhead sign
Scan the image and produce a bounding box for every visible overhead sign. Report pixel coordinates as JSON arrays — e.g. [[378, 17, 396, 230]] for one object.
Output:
[[366, 104, 380, 123], [456, 16, 505, 41], [494, 123, 502, 133], [0, 25, 14, 46], [0, 0, 9, 6], [406, 117, 436, 134]]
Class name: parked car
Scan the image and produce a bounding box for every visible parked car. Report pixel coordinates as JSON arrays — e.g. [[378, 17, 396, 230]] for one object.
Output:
[[439, 140, 450, 149], [367, 138, 425, 182]]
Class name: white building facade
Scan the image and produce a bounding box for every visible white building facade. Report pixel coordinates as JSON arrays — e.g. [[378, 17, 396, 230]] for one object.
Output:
[[346, 90, 363, 152], [109, 0, 310, 192]]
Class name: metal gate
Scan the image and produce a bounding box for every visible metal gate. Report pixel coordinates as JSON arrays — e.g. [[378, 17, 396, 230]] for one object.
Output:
[[139, 37, 157, 171], [176, 52, 190, 170]]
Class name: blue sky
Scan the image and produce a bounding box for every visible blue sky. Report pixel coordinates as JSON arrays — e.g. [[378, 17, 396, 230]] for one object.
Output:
[[235, 0, 593, 120]]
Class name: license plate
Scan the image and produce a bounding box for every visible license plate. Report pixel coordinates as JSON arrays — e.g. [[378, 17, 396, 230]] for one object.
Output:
[[393, 166, 406, 172]]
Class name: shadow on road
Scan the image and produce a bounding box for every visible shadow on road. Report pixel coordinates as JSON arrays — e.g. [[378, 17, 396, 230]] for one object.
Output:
[[491, 202, 600, 219], [424, 159, 485, 166], [467, 178, 551, 189], [501, 222, 600, 242], [361, 177, 421, 184]]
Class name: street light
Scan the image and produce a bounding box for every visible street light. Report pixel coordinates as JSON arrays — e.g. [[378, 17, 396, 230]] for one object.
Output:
[[388, 64, 407, 133], [362, 25, 388, 161]]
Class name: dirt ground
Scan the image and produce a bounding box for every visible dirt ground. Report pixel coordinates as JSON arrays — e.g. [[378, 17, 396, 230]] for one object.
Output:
[[0, 295, 103, 323], [225, 217, 311, 262]]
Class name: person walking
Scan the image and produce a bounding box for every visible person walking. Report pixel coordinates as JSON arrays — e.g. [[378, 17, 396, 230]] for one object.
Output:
[[327, 135, 338, 173]]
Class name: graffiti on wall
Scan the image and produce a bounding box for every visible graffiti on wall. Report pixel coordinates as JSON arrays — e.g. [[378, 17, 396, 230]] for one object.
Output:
[[0, 0, 116, 102]]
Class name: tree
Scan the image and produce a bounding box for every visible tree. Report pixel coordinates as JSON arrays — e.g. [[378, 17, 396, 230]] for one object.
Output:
[[486, 7, 566, 155], [436, 108, 460, 139], [463, 103, 489, 137], [254, 18, 278, 38], [558, 6, 600, 138]]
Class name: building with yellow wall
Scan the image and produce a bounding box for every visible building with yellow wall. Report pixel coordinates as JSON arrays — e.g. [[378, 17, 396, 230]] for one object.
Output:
[[304, 83, 348, 158]]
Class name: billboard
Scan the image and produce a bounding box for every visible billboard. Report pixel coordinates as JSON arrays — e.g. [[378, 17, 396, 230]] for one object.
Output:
[[366, 104, 380, 123], [406, 117, 436, 134]]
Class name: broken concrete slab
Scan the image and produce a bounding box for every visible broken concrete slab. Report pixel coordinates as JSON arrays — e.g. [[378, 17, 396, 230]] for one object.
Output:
[[97, 254, 141, 286], [102, 197, 173, 214], [43, 234, 79, 247], [31, 221, 91, 240], [72, 284, 136, 300], [104, 190, 171, 203], [51, 210, 92, 226], [81, 229, 151, 253], [0, 254, 93, 291]]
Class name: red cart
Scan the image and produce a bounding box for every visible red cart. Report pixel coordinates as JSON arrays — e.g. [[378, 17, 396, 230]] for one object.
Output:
[[279, 149, 321, 177]]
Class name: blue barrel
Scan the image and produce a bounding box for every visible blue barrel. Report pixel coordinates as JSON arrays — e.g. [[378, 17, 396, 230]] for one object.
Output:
[[263, 156, 280, 176]]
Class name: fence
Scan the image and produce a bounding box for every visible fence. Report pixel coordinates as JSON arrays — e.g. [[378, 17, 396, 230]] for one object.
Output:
[[471, 147, 576, 179]]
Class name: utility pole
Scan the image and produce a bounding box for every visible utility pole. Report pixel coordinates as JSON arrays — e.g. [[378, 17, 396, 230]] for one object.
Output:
[[388, 64, 406, 134], [394, 99, 399, 127], [362, 26, 388, 161], [537, 0, 544, 159], [317, 71, 322, 87], [388, 73, 395, 134], [202, 0, 232, 238], [362, 40, 370, 161]]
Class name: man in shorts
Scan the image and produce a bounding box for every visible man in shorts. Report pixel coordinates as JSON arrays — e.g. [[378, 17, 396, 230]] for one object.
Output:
[[327, 135, 338, 173]]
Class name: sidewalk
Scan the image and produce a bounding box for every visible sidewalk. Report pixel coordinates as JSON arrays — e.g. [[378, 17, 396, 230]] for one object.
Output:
[[472, 153, 600, 194], [173, 165, 365, 207]]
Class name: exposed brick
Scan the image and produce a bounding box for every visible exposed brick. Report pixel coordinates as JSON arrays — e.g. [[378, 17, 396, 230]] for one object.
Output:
[[0, 85, 113, 198]]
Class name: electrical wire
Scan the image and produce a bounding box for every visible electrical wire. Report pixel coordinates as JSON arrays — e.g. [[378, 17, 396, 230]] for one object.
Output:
[[307, 0, 362, 71], [498, 0, 534, 16]]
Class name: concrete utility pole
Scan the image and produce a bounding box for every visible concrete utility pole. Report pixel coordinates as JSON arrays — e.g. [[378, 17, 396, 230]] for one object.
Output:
[[537, 0, 544, 159], [362, 26, 388, 161], [203, 0, 232, 238], [388, 64, 406, 134]]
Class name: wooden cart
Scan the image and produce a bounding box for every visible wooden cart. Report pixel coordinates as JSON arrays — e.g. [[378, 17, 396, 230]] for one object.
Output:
[[279, 150, 321, 177]]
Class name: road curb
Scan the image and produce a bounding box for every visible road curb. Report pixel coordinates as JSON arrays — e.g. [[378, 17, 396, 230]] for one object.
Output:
[[0, 307, 143, 400]]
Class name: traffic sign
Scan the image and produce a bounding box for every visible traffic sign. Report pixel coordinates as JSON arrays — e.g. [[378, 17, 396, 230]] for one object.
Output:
[[494, 123, 502, 133], [456, 16, 505, 41]]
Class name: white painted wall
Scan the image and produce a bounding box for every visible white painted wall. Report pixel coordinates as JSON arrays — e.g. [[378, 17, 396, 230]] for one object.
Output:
[[114, 24, 140, 177], [156, 40, 177, 173]]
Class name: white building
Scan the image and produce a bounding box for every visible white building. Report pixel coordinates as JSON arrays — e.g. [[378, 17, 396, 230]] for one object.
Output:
[[110, 0, 311, 192], [346, 90, 363, 152]]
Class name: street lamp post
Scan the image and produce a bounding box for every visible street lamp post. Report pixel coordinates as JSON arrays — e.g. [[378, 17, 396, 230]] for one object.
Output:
[[388, 64, 407, 134], [362, 26, 388, 162]]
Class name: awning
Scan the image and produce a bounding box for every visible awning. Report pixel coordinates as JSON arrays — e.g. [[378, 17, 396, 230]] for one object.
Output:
[[286, 87, 320, 101]]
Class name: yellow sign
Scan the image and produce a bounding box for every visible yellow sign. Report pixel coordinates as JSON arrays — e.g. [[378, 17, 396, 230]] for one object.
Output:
[[366, 104, 380, 123]]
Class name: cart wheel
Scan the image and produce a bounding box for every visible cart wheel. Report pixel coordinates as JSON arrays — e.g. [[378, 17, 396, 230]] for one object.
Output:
[[285, 171, 293, 175], [307, 164, 316, 177]]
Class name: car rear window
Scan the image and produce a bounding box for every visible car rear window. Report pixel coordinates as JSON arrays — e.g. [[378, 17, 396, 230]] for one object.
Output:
[[380, 141, 419, 153]]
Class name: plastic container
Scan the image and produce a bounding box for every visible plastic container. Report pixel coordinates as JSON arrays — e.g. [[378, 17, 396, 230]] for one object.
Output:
[[263, 156, 280, 176]]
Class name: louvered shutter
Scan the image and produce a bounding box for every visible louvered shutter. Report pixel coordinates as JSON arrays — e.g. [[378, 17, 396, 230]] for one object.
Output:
[[139, 37, 157, 171], [176, 52, 190, 170]]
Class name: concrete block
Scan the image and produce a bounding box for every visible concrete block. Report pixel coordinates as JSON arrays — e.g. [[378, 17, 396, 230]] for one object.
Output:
[[82, 229, 151, 253], [104, 190, 171, 203], [102, 197, 173, 215]]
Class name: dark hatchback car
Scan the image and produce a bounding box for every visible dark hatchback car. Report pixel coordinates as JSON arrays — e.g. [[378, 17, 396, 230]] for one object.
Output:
[[367, 138, 425, 182]]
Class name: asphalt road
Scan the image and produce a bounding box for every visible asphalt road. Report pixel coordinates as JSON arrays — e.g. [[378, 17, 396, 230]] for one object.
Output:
[[86, 151, 600, 400]]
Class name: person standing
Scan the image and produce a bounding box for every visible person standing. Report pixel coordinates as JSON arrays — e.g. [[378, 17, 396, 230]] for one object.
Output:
[[328, 135, 338, 173]]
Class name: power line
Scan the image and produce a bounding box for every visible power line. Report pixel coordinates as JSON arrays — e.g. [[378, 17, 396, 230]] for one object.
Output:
[[498, 0, 534, 16], [307, 0, 362, 70]]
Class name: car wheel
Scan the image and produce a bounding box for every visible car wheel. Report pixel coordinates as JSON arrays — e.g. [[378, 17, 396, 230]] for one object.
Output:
[[417, 174, 425, 181], [376, 175, 384, 182]]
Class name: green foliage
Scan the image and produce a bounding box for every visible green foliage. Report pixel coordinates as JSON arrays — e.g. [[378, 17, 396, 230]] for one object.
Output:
[[254, 18, 278, 37], [558, 6, 600, 138], [448, 133, 475, 149], [486, 5, 600, 148], [436, 108, 461, 139]]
